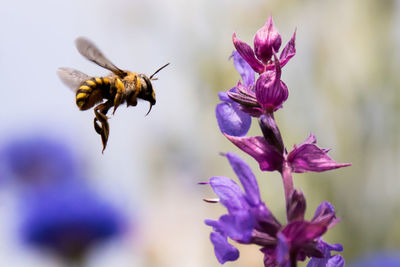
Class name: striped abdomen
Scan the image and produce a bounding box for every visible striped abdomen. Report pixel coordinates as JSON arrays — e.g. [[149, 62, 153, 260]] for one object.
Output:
[[76, 77, 111, 110]]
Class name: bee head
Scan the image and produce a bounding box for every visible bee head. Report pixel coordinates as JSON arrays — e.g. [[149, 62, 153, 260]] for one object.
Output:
[[137, 74, 156, 105], [131, 63, 169, 115], [135, 74, 156, 115]]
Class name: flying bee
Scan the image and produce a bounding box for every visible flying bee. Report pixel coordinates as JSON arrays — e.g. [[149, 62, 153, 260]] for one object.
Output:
[[57, 37, 169, 152]]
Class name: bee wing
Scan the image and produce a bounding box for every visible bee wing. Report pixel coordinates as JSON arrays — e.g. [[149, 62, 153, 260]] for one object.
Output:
[[57, 67, 90, 92], [75, 37, 126, 77]]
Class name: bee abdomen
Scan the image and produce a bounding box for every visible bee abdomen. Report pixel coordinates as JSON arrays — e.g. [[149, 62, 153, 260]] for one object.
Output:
[[76, 77, 111, 110]]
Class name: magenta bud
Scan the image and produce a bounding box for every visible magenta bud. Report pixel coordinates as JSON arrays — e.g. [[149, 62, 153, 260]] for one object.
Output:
[[254, 16, 282, 64]]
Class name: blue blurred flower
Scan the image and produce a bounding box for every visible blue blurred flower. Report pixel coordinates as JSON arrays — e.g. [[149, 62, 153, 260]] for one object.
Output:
[[19, 180, 124, 262], [0, 135, 79, 186]]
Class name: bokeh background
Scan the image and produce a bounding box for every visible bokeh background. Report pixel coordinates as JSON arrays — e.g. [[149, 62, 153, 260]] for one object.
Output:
[[0, 0, 399, 266]]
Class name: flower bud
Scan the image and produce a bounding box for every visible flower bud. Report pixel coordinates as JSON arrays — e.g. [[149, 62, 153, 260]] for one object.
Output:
[[254, 16, 282, 64]]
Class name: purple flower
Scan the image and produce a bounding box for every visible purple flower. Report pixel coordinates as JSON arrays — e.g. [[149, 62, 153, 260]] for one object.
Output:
[[19, 180, 124, 262], [232, 16, 296, 74], [204, 153, 343, 266], [0, 135, 79, 186], [204, 152, 280, 264], [225, 122, 351, 173], [226, 51, 289, 116]]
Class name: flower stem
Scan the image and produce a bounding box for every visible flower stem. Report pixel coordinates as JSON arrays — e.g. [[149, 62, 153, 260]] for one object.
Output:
[[290, 251, 297, 267], [281, 161, 294, 206]]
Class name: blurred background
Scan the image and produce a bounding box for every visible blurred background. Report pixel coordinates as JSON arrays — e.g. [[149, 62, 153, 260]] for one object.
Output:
[[0, 0, 399, 266]]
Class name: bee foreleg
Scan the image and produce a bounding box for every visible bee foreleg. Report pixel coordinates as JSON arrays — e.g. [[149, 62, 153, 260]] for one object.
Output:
[[112, 78, 125, 115]]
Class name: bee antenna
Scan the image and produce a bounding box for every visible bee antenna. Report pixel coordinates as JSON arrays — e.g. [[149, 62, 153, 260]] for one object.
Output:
[[149, 62, 170, 80]]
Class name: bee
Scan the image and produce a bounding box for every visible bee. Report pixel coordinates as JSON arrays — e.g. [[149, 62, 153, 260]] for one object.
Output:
[[57, 37, 169, 152]]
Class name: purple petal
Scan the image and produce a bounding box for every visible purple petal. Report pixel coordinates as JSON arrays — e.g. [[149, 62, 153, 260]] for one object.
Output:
[[230, 51, 255, 87], [261, 247, 277, 267], [218, 91, 232, 102], [308, 254, 344, 267], [307, 257, 328, 267], [205, 219, 221, 230], [209, 231, 240, 264], [233, 33, 265, 74], [219, 211, 254, 243], [301, 133, 317, 145], [254, 16, 282, 64], [288, 135, 351, 173], [279, 30, 297, 68], [277, 232, 290, 267], [312, 202, 338, 229], [223, 135, 284, 172], [316, 240, 343, 256], [307, 240, 344, 267], [224, 152, 261, 206], [327, 255, 344, 267], [255, 53, 288, 112], [209, 176, 249, 213], [282, 221, 327, 247], [216, 101, 251, 137]]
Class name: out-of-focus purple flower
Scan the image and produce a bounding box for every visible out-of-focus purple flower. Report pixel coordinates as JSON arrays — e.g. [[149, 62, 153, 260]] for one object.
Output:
[[225, 126, 350, 174], [19, 180, 124, 262], [0, 135, 78, 186], [349, 251, 400, 267], [204, 153, 342, 266], [232, 16, 296, 74]]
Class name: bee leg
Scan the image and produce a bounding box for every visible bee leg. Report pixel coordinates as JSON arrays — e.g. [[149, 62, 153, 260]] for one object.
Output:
[[112, 78, 125, 115], [94, 117, 109, 153], [94, 118, 103, 135], [94, 101, 112, 153]]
